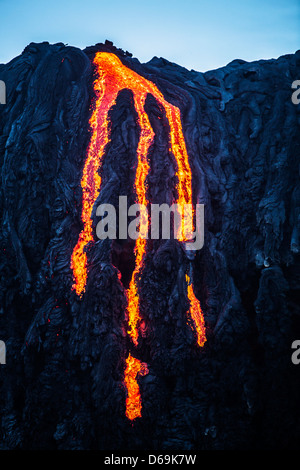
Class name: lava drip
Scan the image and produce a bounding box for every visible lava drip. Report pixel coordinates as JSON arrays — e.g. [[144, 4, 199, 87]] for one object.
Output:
[[124, 353, 149, 421], [186, 274, 206, 347]]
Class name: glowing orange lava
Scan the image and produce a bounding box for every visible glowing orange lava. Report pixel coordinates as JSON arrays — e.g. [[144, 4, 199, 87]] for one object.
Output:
[[71, 52, 193, 299], [124, 353, 149, 421], [70, 51, 206, 421], [186, 274, 206, 347]]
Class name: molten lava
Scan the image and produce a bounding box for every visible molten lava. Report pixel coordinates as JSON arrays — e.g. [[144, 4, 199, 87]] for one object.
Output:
[[124, 353, 149, 421], [70, 51, 206, 421], [71, 52, 193, 300], [186, 274, 206, 347]]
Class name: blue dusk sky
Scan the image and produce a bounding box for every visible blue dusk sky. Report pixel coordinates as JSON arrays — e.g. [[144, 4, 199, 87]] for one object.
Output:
[[0, 0, 299, 71]]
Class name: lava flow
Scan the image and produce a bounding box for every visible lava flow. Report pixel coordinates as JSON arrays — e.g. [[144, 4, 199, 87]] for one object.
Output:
[[71, 52, 193, 302], [186, 274, 206, 347], [70, 51, 206, 421], [124, 353, 149, 421]]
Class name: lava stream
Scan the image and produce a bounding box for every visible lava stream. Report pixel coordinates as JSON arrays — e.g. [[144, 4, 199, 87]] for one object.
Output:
[[126, 94, 154, 345], [70, 51, 206, 421], [124, 353, 149, 421], [71, 52, 194, 302], [186, 274, 206, 347]]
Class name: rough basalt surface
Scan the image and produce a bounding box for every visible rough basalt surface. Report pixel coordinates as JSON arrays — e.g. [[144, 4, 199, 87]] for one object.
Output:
[[0, 41, 299, 450]]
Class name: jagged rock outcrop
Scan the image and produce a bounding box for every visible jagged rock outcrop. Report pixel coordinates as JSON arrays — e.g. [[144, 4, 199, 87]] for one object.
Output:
[[0, 41, 299, 450]]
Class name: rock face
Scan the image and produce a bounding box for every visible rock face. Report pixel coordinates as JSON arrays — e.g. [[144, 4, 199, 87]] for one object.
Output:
[[0, 41, 299, 450]]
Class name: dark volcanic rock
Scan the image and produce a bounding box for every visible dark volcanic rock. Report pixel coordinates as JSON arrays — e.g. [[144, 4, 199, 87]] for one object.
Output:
[[0, 41, 299, 450]]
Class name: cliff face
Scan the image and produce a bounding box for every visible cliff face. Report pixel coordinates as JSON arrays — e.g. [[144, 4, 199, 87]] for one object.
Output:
[[0, 41, 299, 450]]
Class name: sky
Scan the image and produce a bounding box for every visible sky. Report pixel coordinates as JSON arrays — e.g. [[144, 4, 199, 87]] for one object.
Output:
[[0, 0, 299, 72]]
